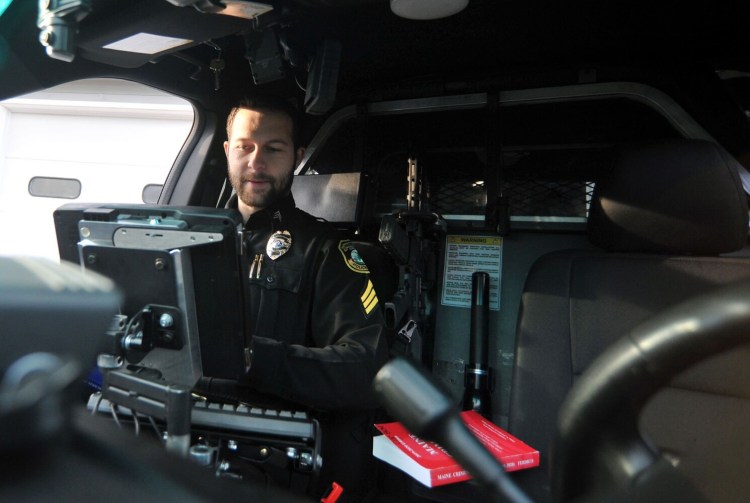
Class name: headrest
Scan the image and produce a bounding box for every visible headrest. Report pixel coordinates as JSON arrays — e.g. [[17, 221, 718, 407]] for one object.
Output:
[[588, 139, 749, 254], [291, 172, 361, 227]]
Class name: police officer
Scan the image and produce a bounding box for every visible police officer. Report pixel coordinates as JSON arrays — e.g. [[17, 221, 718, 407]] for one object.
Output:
[[222, 95, 389, 501]]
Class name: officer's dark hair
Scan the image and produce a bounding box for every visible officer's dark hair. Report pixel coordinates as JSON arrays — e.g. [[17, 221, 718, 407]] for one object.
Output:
[[226, 95, 301, 148]]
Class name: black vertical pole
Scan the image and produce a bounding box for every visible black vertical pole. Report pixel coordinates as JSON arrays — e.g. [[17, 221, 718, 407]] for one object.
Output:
[[463, 271, 492, 417]]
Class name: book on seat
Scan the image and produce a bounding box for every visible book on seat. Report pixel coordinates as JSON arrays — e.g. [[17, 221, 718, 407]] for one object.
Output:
[[373, 410, 539, 488]]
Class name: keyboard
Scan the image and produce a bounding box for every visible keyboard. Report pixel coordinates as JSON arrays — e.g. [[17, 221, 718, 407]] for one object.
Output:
[[90, 368, 322, 477], [190, 400, 315, 439], [88, 392, 316, 440]]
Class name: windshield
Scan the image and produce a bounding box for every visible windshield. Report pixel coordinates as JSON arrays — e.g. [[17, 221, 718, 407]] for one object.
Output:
[[0, 0, 12, 18]]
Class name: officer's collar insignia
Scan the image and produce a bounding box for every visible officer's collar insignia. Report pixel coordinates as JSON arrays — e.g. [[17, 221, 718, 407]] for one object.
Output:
[[267, 230, 292, 260], [338, 240, 369, 274]]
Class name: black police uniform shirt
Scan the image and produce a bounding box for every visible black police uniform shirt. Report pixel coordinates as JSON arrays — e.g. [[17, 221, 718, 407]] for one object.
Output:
[[228, 191, 389, 500], [229, 191, 389, 410]]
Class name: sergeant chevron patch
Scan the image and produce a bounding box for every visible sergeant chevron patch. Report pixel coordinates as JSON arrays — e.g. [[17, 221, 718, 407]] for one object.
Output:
[[360, 279, 379, 316]]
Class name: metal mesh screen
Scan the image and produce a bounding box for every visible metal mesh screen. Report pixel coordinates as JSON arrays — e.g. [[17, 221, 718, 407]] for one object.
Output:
[[426, 148, 606, 219], [429, 179, 594, 218], [502, 180, 594, 217]]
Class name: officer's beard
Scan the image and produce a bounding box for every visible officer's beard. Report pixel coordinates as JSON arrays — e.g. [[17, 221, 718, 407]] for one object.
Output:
[[232, 167, 294, 211]]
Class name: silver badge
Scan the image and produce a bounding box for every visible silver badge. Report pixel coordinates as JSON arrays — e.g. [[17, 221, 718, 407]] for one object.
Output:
[[266, 230, 292, 260]]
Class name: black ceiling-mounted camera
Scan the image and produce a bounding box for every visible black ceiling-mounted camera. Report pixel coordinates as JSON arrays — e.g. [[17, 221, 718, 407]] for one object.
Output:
[[37, 0, 92, 62]]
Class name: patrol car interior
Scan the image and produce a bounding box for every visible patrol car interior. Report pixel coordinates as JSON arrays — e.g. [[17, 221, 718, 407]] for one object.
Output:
[[3, 0, 750, 502]]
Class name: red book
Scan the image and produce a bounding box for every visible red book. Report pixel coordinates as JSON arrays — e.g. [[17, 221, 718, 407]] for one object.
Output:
[[373, 410, 539, 488]]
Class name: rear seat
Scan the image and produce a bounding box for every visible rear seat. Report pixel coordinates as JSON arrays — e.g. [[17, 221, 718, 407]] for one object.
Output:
[[507, 139, 750, 502]]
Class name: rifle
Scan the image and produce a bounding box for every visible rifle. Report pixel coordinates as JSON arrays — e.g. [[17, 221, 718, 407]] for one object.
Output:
[[378, 157, 446, 362]]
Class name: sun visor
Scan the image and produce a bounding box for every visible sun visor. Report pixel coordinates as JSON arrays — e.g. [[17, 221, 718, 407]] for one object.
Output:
[[75, 1, 268, 68]]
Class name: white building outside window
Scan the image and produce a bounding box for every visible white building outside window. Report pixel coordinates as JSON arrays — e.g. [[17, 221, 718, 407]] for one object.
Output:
[[0, 78, 194, 260]]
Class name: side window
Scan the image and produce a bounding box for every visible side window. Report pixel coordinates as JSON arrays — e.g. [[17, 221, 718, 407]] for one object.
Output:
[[305, 117, 359, 175], [0, 78, 194, 260]]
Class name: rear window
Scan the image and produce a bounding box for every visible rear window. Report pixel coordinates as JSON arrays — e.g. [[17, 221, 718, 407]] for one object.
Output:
[[305, 86, 684, 228]]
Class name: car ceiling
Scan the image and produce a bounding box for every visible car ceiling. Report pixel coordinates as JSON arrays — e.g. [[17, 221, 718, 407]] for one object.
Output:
[[2, 1, 750, 111]]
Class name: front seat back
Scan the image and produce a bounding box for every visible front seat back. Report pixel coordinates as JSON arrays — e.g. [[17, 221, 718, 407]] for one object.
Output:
[[507, 139, 750, 502]]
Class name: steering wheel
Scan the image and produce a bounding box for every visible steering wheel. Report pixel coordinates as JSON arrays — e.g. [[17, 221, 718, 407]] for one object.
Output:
[[550, 280, 750, 502]]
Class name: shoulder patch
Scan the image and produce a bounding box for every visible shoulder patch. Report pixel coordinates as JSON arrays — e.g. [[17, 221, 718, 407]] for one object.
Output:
[[338, 240, 369, 274]]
